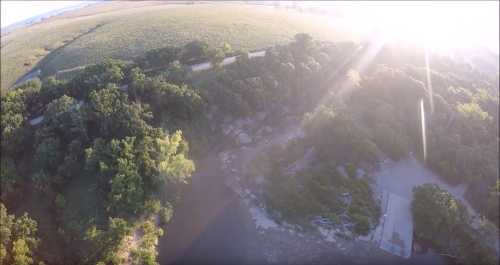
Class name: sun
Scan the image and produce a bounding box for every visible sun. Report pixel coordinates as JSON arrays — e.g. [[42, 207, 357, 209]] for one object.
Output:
[[343, 1, 499, 53]]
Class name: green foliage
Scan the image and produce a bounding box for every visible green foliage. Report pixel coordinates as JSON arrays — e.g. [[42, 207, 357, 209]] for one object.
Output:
[[128, 75, 203, 126], [143, 200, 162, 216], [199, 34, 354, 117], [487, 180, 500, 226], [2, 29, 498, 265], [343, 58, 498, 226], [207, 47, 226, 68], [456, 102, 491, 122], [1, 82, 38, 158], [412, 184, 497, 265], [84, 217, 132, 265], [156, 131, 195, 184], [130, 221, 164, 265], [163, 61, 188, 84], [141, 46, 181, 69], [12, 239, 32, 265], [180, 40, 211, 64], [0, 204, 41, 265], [87, 84, 154, 139], [33, 137, 62, 173], [71, 59, 127, 99], [346, 178, 380, 235], [41, 94, 87, 144], [1, 158, 19, 194], [54, 194, 66, 210], [264, 163, 379, 235], [0, 53, 198, 263], [159, 205, 173, 226], [412, 184, 467, 243], [304, 106, 378, 164], [1, 90, 26, 145], [84, 130, 194, 217]]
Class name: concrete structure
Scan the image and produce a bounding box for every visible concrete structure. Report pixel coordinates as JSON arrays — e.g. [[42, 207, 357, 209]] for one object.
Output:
[[378, 191, 413, 258]]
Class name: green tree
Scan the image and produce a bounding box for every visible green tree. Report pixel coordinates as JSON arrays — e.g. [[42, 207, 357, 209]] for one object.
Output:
[[487, 180, 500, 225], [87, 84, 153, 139], [72, 59, 126, 99], [84, 217, 132, 265], [12, 239, 32, 265], [208, 48, 225, 68], [412, 184, 496, 264], [0, 157, 19, 194], [163, 61, 187, 84], [156, 131, 195, 184], [180, 40, 210, 64], [33, 137, 62, 173], [0, 204, 40, 265], [130, 221, 163, 265], [142, 46, 181, 68], [412, 184, 466, 244]]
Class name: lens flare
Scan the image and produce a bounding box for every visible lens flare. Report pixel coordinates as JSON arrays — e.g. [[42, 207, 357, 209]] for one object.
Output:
[[420, 99, 427, 162]]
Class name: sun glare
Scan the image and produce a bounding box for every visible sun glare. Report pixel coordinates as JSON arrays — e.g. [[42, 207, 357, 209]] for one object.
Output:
[[342, 1, 499, 53]]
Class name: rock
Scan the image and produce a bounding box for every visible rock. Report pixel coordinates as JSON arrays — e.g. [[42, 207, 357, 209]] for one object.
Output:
[[245, 76, 263, 88], [238, 132, 252, 145], [210, 105, 218, 113], [234, 118, 245, 130], [257, 126, 273, 138], [336, 165, 348, 178], [218, 151, 231, 169], [222, 124, 234, 135], [223, 115, 233, 123], [232, 128, 243, 137], [255, 175, 265, 184], [257, 111, 267, 121]]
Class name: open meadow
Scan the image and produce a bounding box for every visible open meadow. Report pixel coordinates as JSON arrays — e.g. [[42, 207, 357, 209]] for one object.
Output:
[[1, 1, 357, 90]]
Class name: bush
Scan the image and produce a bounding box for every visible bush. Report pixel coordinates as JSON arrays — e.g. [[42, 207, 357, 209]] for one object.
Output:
[[159, 206, 173, 226]]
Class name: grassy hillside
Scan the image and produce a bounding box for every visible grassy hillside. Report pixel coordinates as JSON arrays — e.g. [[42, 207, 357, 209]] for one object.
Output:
[[1, 2, 357, 90]]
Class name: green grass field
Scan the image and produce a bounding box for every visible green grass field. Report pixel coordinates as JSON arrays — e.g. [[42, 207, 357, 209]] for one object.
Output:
[[1, 2, 357, 90]]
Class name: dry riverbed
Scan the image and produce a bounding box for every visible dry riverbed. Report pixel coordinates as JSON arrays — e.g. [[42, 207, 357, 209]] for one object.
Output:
[[159, 109, 451, 265]]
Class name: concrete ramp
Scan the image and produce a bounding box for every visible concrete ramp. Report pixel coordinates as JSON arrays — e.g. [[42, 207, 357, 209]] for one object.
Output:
[[378, 191, 413, 258]]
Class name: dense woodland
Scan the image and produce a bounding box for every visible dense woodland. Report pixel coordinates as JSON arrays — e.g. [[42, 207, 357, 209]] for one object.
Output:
[[412, 184, 498, 265], [1, 34, 498, 264]]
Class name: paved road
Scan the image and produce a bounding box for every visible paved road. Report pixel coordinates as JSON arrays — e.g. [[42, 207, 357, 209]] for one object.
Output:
[[190, 50, 266, 72]]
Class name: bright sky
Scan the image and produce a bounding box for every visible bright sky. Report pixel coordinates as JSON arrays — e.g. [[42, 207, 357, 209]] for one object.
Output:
[[298, 1, 499, 53], [1, 1, 88, 28], [340, 1, 500, 52]]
